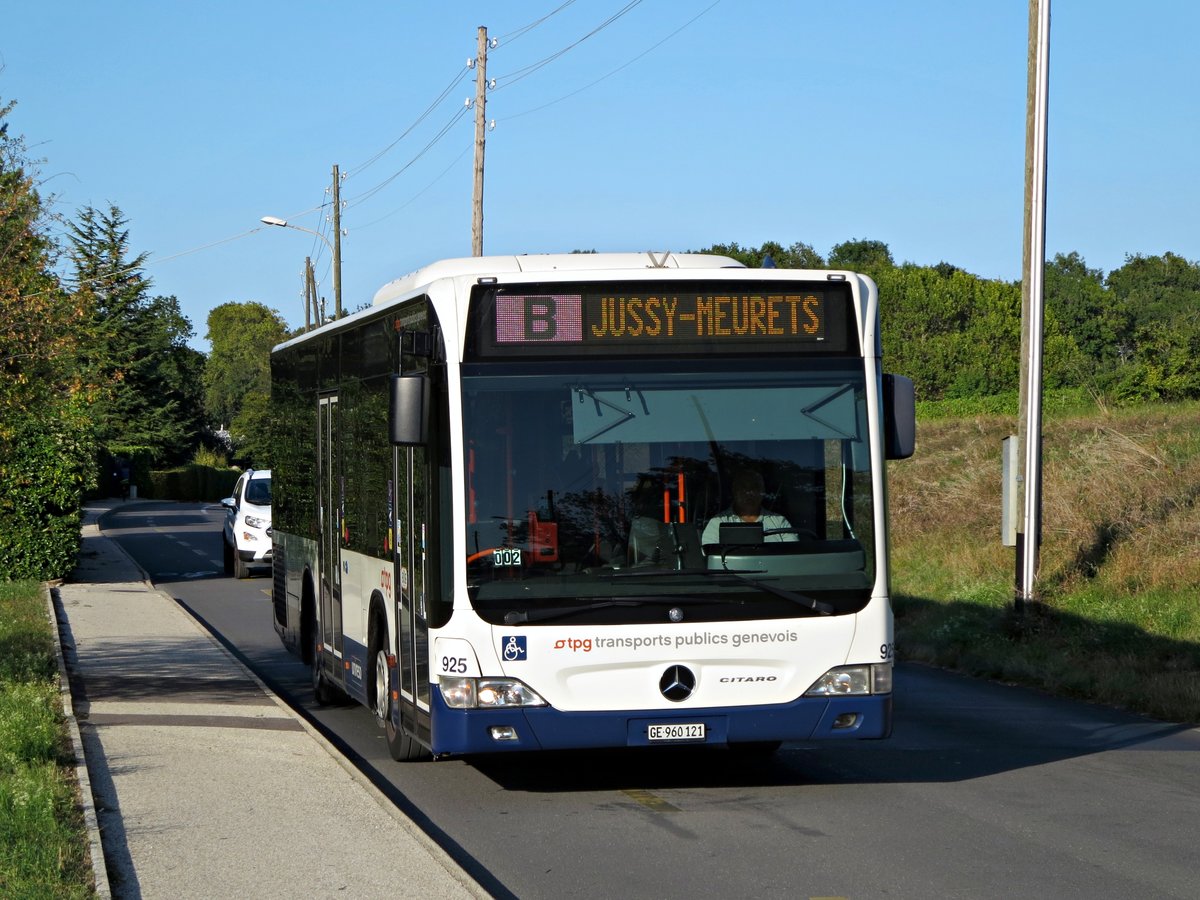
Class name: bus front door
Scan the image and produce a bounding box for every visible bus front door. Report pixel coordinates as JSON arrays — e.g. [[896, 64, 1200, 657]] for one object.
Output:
[[317, 395, 344, 668], [394, 444, 431, 740]]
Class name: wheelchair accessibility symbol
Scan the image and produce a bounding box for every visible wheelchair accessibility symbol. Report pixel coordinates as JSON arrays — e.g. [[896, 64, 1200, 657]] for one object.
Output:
[[502, 635, 527, 662]]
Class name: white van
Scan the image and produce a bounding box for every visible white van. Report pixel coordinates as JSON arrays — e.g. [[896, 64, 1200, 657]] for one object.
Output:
[[221, 468, 272, 578]]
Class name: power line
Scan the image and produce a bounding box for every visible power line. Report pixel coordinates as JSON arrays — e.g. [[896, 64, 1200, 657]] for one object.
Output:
[[353, 143, 472, 231], [492, 0, 645, 91], [343, 0, 580, 182], [331, 1, 603, 212], [342, 104, 471, 210], [275, 1, 666, 251], [496, 0, 579, 44], [21, 226, 266, 303], [501, 0, 721, 121], [26, 0, 708, 305], [345, 64, 473, 178]]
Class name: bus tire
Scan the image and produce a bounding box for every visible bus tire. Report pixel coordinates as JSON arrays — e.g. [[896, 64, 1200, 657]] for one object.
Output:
[[370, 614, 427, 762], [384, 685, 427, 761], [312, 652, 338, 706], [300, 577, 315, 666]]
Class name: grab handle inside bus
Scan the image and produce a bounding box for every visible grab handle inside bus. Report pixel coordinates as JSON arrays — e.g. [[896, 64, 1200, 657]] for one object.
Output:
[[390, 373, 430, 445]]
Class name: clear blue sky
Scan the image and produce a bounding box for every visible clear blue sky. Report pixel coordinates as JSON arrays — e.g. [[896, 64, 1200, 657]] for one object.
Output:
[[4, 1, 1196, 349]]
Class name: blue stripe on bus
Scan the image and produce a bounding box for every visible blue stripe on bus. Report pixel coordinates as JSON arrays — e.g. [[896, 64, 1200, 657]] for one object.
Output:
[[339, 636, 369, 706], [428, 690, 891, 756]]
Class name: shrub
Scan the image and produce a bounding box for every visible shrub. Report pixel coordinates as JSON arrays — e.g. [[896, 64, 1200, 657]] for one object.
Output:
[[0, 410, 95, 581], [145, 464, 239, 503]]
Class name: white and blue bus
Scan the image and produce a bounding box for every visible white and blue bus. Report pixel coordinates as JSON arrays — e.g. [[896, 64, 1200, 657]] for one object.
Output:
[[270, 253, 914, 760]]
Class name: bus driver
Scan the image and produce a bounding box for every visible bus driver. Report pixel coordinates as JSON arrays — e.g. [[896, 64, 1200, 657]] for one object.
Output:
[[701, 469, 799, 546]]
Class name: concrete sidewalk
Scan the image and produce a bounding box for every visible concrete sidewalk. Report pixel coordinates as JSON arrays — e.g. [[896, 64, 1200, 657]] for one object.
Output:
[[55, 502, 485, 899]]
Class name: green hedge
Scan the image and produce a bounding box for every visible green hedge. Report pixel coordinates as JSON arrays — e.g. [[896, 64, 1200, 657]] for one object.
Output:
[[0, 410, 95, 581], [144, 464, 240, 503]]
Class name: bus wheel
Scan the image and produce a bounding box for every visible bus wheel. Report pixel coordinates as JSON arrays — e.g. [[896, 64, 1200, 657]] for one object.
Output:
[[312, 652, 337, 706], [300, 583, 315, 666], [372, 641, 390, 721], [384, 694, 427, 761], [372, 642, 427, 761]]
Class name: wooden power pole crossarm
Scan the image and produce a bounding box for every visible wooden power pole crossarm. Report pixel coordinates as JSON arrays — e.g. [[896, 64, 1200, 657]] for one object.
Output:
[[471, 26, 488, 257]]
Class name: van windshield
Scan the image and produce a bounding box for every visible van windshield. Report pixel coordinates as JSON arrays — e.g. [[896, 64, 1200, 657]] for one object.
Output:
[[245, 478, 272, 506]]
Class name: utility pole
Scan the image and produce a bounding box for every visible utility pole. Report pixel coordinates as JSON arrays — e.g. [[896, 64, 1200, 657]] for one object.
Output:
[[306, 256, 324, 327], [471, 25, 488, 257], [304, 256, 314, 331], [1014, 0, 1052, 612], [331, 164, 344, 318]]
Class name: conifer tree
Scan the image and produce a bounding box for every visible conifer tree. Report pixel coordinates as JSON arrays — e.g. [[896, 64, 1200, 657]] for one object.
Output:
[[66, 203, 204, 464]]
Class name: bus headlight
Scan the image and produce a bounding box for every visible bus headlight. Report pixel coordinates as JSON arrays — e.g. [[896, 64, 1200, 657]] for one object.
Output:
[[439, 676, 547, 709], [804, 663, 892, 696]]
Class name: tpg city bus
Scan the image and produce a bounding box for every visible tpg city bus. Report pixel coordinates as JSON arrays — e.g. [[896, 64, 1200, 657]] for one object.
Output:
[[270, 253, 914, 760]]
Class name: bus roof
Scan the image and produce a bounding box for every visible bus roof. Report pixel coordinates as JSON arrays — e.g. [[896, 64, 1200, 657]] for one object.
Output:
[[371, 252, 745, 307]]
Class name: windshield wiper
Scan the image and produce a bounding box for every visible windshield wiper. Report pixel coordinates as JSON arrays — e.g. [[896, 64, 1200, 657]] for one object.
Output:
[[611, 568, 834, 616], [504, 595, 725, 625]]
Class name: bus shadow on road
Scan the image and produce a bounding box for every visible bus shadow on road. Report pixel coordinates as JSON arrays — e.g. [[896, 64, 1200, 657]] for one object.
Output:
[[468, 663, 1199, 792]]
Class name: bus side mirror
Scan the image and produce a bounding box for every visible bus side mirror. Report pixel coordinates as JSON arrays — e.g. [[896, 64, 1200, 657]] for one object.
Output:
[[883, 374, 915, 460], [390, 373, 429, 445]]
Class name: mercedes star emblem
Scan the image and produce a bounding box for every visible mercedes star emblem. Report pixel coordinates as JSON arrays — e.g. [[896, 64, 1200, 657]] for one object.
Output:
[[659, 664, 696, 702]]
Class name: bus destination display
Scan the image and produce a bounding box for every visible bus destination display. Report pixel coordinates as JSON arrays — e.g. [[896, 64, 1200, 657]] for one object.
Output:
[[482, 282, 853, 356]]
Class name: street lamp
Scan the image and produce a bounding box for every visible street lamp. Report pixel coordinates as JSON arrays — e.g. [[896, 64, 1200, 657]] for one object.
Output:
[[260, 215, 342, 320]]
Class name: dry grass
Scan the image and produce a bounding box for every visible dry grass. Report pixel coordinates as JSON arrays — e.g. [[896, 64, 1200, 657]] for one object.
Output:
[[889, 401, 1200, 723]]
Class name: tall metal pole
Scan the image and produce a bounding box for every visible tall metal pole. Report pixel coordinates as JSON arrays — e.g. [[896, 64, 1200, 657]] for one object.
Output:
[[1015, 0, 1051, 610], [471, 26, 488, 257], [331, 163, 343, 319]]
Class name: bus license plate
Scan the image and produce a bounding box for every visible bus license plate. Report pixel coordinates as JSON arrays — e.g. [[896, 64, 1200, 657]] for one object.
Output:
[[648, 722, 705, 742]]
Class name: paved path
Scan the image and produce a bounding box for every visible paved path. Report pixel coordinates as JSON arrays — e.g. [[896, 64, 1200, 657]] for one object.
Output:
[[56, 502, 485, 899]]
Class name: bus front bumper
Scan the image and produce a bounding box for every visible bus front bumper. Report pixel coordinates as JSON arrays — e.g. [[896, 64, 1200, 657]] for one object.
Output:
[[428, 689, 891, 756]]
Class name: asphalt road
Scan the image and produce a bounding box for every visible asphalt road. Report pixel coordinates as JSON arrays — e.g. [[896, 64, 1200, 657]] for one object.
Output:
[[106, 501, 1200, 899]]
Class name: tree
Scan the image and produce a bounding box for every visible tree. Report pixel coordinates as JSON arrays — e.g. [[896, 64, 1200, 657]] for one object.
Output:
[[1104, 252, 1200, 401], [204, 301, 289, 466], [0, 96, 97, 578], [828, 238, 894, 273], [693, 240, 825, 269], [1043, 252, 1123, 391], [1107, 252, 1200, 329], [66, 204, 202, 465]]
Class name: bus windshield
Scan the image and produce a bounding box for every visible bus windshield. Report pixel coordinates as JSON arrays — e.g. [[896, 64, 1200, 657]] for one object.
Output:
[[461, 360, 877, 624]]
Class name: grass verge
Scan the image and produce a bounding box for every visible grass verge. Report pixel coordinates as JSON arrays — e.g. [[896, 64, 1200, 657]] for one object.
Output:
[[0, 580, 93, 897], [891, 400, 1200, 724]]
